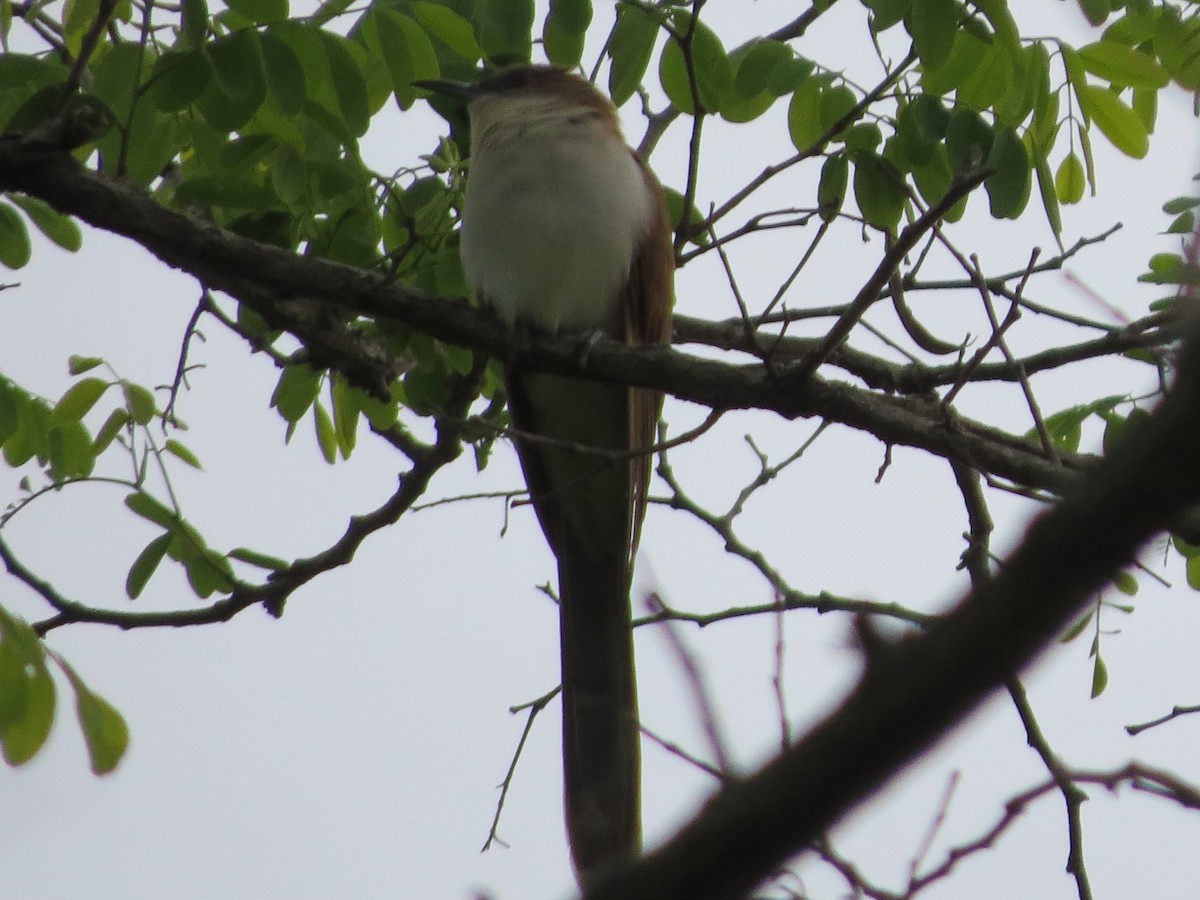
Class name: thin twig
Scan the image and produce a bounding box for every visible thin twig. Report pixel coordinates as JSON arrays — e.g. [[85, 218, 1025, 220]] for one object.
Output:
[[645, 590, 732, 775], [482, 685, 561, 853], [794, 166, 991, 381]]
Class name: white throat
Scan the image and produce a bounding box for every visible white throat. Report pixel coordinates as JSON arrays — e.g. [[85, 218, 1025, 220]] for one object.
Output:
[[459, 99, 655, 335]]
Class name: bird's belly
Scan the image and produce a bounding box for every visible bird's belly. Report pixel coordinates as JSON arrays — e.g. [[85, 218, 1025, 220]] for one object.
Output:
[[461, 139, 652, 335]]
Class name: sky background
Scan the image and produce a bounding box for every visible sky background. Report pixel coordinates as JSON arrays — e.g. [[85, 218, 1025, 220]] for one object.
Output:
[[4, 1, 1200, 898]]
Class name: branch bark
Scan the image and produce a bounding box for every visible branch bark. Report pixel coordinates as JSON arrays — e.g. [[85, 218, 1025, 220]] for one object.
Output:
[[584, 313, 1200, 899], [0, 130, 1092, 500]]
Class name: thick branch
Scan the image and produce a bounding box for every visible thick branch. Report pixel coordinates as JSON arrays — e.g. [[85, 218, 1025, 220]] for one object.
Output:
[[584, 316, 1200, 899], [0, 127, 1087, 497]]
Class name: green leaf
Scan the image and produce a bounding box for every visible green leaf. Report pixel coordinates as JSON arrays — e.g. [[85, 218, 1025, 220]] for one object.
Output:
[[181, 0, 208, 49], [544, 0, 591, 68], [0, 53, 57, 87], [661, 187, 705, 246], [1090, 653, 1108, 698], [984, 126, 1030, 219], [0, 380, 17, 447], [126, 533, 172, 599], [767, 54, 815, 96], [1078, 85, 1148, 158], [91, 408, 128, 454], [165, 438, 202, 469], [271, 364, 322, 423], [734, 40, 793, 98], [1055, 152, 1086, 204], [1112, 571, 1139, 596], [1132, 87, 1156, 134], [1030, 397, 1123, 452], [721, 41, 787, 123], [971, 0, 1020, 52], [122, 382, 156, 425], [7, 194, 83, 252], [1078, 40, 1169, 89], [67, 355, 104, 375], [995, 41, 1049, 128], [1029, 73, 1060, 154], [331, 377, 359, 458], [1154, 8, 1200, 91], [410, 2, 481, 60], [1163, 196, 1198, 214], [124, 491, 178, 529], [224, 0, 287, 24], [260, 29, 308, 115], [0, 202, 32, 270], [1076, 121, 1097, 195], [183, 548, 234, 598], [1059, 610, 1093, 643], [1, 657, 55, 766], [1168, 211, 1195, 235], [208, 28, 267, 104], [51, 378, 110, 424], [1175, 534, 1200, 559], [373, 9, 440, 110], [865, 0, 910, 31], [906, 0, 958, 71], [49, 418, 95, 481], [658, 13, 731, 115], [0, 381, 17, 448], [957, 41, 1014, 112], [314, 401, 338, 464], [149, 49, 213, 113], [819, 84, 857, 137], [843, 122, 882, 153], [0, 638, 29, 731], [66, 668, 128, 775], [1076, 0, 1109, 27], [894, 96, 941, 167], [475, 0, 534, 65], [920, 30, 986, 95], [913, 143, 966, 222], [853, 152, 906, 230], [228, 547, 290, 571], [945, 108, 993, 172], [817, 153, 849, 222], [4, 393, 51, 467], [320, 31, 370, 136], [198, 30, 267, 131], [63, 0, 100, 51], [50, 431, 92, 481], [787, 78, 825, 152], [1188, 555, 1200, 590]]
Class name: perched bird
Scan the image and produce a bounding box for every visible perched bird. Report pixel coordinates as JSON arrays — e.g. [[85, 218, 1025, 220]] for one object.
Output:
[[417, 65, 674, 881]]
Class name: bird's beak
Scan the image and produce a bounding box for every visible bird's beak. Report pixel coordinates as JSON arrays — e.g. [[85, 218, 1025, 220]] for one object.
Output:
[[414, 79, 482, 104]]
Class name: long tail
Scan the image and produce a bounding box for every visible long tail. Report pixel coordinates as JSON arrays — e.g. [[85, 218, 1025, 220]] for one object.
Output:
[[505, 371, 642, 881], [558, 529, 640, 880]]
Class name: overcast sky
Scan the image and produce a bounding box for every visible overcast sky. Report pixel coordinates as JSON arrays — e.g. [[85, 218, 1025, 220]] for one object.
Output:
[[4, 2, 1200, 898]]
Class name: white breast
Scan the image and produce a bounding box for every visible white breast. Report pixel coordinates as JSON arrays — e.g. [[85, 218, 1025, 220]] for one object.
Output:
[[460, 111, 654, 335]]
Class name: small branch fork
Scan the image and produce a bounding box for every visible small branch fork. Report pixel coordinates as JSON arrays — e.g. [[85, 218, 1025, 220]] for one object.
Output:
[[0, 121, 1143, 511], [584, 317, 1200, 899], [482, 685, 561, 854], [10, 357, 488, 634]]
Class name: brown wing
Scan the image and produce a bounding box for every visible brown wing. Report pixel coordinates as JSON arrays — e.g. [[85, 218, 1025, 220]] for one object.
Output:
[[624, 158, 675, 557]]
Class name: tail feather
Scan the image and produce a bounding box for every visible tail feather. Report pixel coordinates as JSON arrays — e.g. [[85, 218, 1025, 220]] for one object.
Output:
[[559, 536, 640, 879], [505, 372, 642, 880]]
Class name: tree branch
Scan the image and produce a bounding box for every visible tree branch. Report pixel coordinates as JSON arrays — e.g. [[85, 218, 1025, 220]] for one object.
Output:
[[0, 130, 1098, 504], [583, 316, 1200, 899]]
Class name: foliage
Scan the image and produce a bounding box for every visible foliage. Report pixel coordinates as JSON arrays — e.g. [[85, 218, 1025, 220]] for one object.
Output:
[[1, 0, 1200, 896]]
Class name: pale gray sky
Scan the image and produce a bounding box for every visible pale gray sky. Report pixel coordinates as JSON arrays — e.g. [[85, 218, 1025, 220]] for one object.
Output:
[[4, 2, 1200, 898]]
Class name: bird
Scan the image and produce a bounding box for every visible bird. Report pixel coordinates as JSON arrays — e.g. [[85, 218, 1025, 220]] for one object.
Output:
[[416, 64, 675, 883]]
